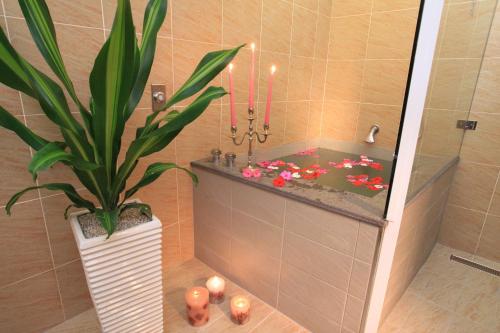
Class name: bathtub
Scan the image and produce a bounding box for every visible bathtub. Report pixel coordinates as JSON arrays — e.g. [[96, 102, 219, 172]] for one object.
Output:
[[191, 138, 457, 333]]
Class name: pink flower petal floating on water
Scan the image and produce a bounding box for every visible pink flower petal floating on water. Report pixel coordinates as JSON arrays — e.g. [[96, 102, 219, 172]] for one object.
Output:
[[242, 168, 253, 178], [252, 168, 262, 178], [257, 160, 271, 168], [296, 148, 317, 156], [280, 170, 293, 181], [292, 172, 301, 179]]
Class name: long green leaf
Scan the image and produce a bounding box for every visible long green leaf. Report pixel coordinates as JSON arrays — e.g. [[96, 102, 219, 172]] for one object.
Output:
[[90, 0, 139, 188], [6, 183, 95, 215], [125, 162, 197, 200], [142, 45, 243, 133], [0, 105, 48, 150], [120, 202, 152, 219], [95, 208, 119, 238], [18, 0, 91, 123], [0, 27, 34, 97], [29, 142, 100, 180], [113, 86, 226, 197], [126, 0, 167, 118]]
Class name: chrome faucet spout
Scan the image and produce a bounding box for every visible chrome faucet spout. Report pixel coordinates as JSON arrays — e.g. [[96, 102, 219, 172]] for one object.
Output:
[[365, 125, 380, 144]]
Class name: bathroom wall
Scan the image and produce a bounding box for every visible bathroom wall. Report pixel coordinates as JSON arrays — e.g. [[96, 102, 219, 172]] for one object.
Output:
[[438, 0, 500, 263], [320, 0, 420, 149], [0, 0, 333, 332]]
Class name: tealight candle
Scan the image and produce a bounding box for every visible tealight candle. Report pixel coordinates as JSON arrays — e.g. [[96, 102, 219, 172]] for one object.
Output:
[[185, 287, 209, 327], [206, 276, 226, 304], [230, 295, 250, 325]]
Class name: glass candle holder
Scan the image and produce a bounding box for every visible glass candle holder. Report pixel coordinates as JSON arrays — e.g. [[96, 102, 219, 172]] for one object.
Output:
[[230, 295, 250, 325], [206, 276, 226, 304]]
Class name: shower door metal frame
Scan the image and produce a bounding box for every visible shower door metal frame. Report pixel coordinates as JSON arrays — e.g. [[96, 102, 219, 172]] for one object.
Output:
[[363, 0, 445, 332]]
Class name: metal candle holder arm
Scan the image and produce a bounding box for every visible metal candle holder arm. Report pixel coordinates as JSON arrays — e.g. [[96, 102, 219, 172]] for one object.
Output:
[[230, 107, 270, 168]]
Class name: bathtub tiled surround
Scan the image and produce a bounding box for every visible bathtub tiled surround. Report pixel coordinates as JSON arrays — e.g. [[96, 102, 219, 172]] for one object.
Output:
[[381, 164, 457, 323], [193, 167, 380, 333]]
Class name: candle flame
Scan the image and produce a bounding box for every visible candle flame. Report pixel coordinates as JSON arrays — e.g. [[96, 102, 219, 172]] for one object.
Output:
[[250, 43, 256, 51], [193, 290, 200, 298], [228, 63, 234, 72], [271, 65, 277, 74]]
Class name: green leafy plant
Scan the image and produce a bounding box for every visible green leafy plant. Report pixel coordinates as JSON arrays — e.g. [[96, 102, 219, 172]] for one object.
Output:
[[0, 0, 242, 236]]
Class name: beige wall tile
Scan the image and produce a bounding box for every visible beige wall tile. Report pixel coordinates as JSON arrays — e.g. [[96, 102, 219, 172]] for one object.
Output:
[[332, 0, 372, 17], [470, 58, 500, 114], [231, 209, 283, 259], [261, 0, 293, 54], [176, 105, 220, 167], [4, 0, 103, 28], [367, 9, 418, 60], [318, 0, 333, 15], [485, 2, 500, 58], [476, 214, 500, 262], [55, 260, 92, 319], [42, 195, 80, 267], [163, 223, 182, 269], [296, 0, 319, 11], [0, 200, 52, 287], [0, 126, 36, 205], [427, 59, 467, 110], [315, 14, 331, 59], [329, 15, 370, 60], [355, 223, 379, 263], [231, 180, 286, 228], [287, 56, 314, 101], [285, 101, 310, 142], [349, 259, 372, 300], [222, 0, 261, 46], [257, 51, 290, 103], [356, 103, 402, 148], [308, 101, 323, 139], [372, 0, 420, 12], [325, 61, 364, 102], [256, 101, 287, 149], [489, 185, 500, 216], [285, 200, 359, 256], [448, 162, 499, 212], [361, 60, 409, 106], [291, 5, 318, 57], [311, 59, 327, 100], [252, 311, 303, 333], [278, 291, 342, 333], [177, 170, 194, 223], [321, 101, 359, 141], [280, 263, 347, 324], [283, 231, 352, 291], [439, 205, 485, 253], [0, 270, 64, 333], [461, 113, 500, 165], [179, 218, 194, 261], [343, 295, 364, 333], [172, 0, 221, 43], [0, 84, 22, 115], [230, 238, 280, 306], [419, 109, 466, 157]]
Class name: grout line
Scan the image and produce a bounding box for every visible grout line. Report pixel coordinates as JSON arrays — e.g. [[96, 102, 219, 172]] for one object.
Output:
[[0, 267, 55, 291], [98, 0, 107, 41], [319, 4, 335, 138], [249, 310, 275, 332], [473, 169, 500, 255], [354, 0, 375, 142], [275, 199, 287, 307], [282, 1, 296, 142]]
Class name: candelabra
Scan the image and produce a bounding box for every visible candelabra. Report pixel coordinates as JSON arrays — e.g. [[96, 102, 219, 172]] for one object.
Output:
[[231, 107, 270, 168]]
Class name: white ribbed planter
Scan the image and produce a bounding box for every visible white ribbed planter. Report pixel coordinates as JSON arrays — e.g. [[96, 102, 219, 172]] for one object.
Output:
[[70, 210, 163, 333]]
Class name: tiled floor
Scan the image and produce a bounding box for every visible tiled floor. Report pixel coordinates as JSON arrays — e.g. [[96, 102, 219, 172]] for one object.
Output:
[[380, 244, 500, 333], [45, 259, 308, 333]]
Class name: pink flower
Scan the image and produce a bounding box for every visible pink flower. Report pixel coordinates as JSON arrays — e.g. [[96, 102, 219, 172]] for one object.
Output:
[[280, 170, 293, 181], [252, 168, 262, 178], [257, 160, 271, 168], [242, 168, 253, 178], [317, 168, 328, 175]]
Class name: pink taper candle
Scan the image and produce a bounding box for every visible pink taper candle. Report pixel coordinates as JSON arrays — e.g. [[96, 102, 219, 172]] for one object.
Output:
[[248, 43, 256, 110], [264, 65, 276, 126], [228, 63, 236, 127]]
